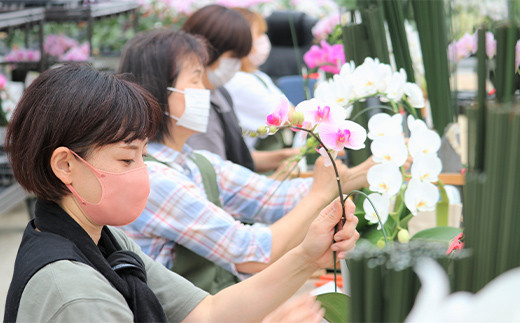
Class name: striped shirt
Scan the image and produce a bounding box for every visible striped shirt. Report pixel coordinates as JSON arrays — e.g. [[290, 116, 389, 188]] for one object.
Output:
[[121, 142, 312, 277]]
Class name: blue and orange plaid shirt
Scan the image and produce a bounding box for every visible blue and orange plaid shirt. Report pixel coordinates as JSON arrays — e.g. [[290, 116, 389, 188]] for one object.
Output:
[[121, 142, 312, 278]]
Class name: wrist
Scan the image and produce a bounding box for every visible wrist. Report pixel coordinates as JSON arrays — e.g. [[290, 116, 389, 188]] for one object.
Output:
[[292, 245, 321, 273]]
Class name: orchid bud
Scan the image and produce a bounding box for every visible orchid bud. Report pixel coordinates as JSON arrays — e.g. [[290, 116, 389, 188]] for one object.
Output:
[[289, 111, 304, 125], [249, 132, 257, 138], [397, 229, 410, 243], [257, 126, 268, 135], [376, 239, 386, 249], [269, 126, 278, 133], [306, 137, 317, 148]]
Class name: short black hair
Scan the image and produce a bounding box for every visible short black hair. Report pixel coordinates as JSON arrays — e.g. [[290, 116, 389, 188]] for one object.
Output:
[[5, 63, 162, 202]]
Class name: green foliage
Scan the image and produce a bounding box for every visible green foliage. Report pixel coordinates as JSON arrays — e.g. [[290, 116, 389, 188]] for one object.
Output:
[[411, 226, 463, 243], [316, 293, 350, 323]]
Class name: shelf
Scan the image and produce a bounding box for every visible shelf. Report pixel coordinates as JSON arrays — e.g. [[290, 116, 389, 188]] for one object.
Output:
[[44, 1, 138, 22], [0, 182, 28, 215], [0, 8, 44, 30]]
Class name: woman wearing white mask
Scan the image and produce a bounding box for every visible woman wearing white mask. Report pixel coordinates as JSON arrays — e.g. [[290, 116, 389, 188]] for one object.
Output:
[[181, 4, 256, 171], [118, 29, 370, 295], [4, 63, 359, 323], [225, 8, 302, 173]]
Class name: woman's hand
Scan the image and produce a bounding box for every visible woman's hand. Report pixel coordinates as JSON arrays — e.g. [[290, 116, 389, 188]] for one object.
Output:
[[309, 156, 349, 203], [262, 295, 324, 323], [297, 198, 359, 269]]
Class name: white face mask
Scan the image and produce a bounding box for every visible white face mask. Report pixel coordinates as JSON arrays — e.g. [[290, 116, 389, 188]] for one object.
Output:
[[206, 57, 241, 88], [248, 34, 271, 67], [166, 87, 211, 133]]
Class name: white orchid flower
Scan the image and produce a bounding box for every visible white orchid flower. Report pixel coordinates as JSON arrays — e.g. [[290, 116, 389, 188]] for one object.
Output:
[[367, 113, 403, 140], [371, 135, 408, 167], [314, 77, 354, 117], [404, 82, 425, 108], [339, 60, 356, 79], [295, 98, 347, 128], [407, 115, 428, 134], [351, 57, 384, 97], [384, 68, 407, 102], [363, 193, 390, 229], [406, 258, 520, 322], [408, 128, 441, 158], [404, 178, 439, 215], [367, 162, 403, 197], [411, 154, 443, 183]]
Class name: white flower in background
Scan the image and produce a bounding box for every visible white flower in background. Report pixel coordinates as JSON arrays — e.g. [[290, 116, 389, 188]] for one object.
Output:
[[406, 258, 520, 322], [408, 128, 441, 157], [351, 57, 385, 97], [371, 135, 408, 166], [367, 113, 403, 140], [384, 69, 407, 102], [403, 82, 425, 108], [411, 154, 443, 183], [313, 76, 354, 117], [367, 162, 403, 197], [295, 98, 347, 127], [407, 115, 428, 134], [404, 179, 439, 215], [339, 60, 356, 80], [363, 193, 390, 229]]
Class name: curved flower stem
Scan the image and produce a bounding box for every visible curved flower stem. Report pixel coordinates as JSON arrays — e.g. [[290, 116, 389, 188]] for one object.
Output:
[[350, 105, 396, 122], [343, 190, 388, 244], [390, 100, 399, 114], [287, 126, 347, 232], [402, 98, 419, 119]]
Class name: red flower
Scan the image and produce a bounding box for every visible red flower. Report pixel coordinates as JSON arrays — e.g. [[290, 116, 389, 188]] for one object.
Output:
[[446, 232, 464, 254]]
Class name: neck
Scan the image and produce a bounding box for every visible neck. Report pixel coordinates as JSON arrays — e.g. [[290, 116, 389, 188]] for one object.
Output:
[[163, 124, 196, 152], [59, 196, 103, 244]]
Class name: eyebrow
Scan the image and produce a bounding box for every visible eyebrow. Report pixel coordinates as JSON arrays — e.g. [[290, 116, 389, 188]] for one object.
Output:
[[121, 140, 148, 150]]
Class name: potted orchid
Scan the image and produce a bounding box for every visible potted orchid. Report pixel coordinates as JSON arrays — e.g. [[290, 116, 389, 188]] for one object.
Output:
[[43, 34, 90, 63]]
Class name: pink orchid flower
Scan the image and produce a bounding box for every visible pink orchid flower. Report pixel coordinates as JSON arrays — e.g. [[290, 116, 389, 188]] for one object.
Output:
[[318, 120, 367, 151], [0, 73, 6, 89], [295, 98, 347, 128], [303, 40, 345, 74], [266, 96, 290, 127]]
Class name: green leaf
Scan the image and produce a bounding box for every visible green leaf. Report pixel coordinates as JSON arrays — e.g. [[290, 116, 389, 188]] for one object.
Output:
[[316, 292, 350, 323], [411, 226, 463, 243]]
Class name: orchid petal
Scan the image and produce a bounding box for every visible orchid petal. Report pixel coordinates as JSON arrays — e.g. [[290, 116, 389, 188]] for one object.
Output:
[[363, 193, 390, 229], [367, 162, 403, 197], [367, 113, 403, 140], [371, 135, 408, 166], [411, 154, 443, 183], [404, 179, 439, 215], [408, 128, 441, 157]]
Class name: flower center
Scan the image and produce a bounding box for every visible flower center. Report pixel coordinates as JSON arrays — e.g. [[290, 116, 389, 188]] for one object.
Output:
[[337, 128, 351, 144], [417, 200, 427, 208], [366, 80, 374, 87], [315, 105, 331, 122], [383, 155, 392, 161], [267, 113, 282, 126], [378, 183, 388, 191]]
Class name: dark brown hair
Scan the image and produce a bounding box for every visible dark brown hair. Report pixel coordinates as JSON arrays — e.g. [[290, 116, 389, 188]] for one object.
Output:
[[5, 63, 162, 202], [182, 4, 252, 65], [233, 7, 268, 73], [118, 29, 208, 143]]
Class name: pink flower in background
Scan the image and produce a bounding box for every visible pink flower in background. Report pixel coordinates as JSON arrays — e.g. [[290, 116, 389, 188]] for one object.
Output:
[[44, 34, 79, 57], [312, 13, 340, 41], [318, 120, 367, 151], [303, 40, 345, 74], [60, 42, 90, 61], [266, 96, 290, 127], [4, 48, 41, 62], [516, 40, 520, 71], [0, 73, 6, 89], [486, 31, 497, 59]]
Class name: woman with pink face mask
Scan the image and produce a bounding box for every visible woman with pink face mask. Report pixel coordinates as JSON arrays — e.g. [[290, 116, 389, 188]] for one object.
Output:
[[4, 64, 359, 322], [225, 8, 301, 173]]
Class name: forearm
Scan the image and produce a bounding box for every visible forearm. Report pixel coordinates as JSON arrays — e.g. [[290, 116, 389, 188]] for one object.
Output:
[[184, 246, 318, 323], [236, 192, 328, 273], [251, 149, 295, 173]]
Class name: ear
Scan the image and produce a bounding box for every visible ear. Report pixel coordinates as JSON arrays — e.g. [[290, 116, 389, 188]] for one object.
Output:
[[50, 147, 76, 185]]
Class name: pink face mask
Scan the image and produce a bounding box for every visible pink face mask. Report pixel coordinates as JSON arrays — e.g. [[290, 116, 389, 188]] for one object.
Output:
[[66, 151, 150, 226]]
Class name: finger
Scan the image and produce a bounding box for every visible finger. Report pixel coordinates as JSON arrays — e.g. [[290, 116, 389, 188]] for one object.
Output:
[[317, 197, 343, 225], [333, 231, 360, 258], [334, 218, 358, 241]]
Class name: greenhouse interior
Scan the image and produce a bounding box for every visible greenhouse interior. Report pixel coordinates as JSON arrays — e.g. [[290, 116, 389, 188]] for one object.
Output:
[[1, 0, 519, 321]]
